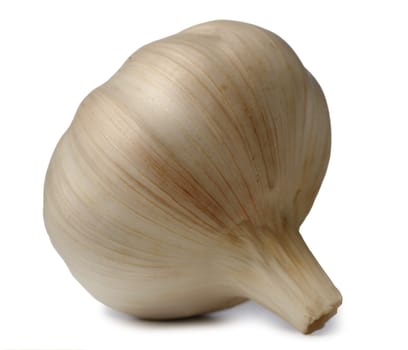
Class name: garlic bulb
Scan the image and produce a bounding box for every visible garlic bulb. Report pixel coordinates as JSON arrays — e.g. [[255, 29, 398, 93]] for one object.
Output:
[[44, 20, 342, 334]]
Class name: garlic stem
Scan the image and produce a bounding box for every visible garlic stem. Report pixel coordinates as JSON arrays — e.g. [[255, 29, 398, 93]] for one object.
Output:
[[230, 227, 342, 333]]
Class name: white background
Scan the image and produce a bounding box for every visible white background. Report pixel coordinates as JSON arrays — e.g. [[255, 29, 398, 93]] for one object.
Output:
[[1, 0, 407, 349]]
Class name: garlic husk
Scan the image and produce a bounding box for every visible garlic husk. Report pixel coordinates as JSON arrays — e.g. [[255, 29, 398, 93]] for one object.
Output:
[[44, 20, 341, 334]]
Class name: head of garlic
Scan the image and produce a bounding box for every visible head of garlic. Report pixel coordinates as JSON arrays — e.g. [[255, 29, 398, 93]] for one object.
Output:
[[44, 20, 342, 334]]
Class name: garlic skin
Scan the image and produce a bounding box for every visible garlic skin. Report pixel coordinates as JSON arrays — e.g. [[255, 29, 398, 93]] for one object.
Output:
[[44, 20, 342, 334]]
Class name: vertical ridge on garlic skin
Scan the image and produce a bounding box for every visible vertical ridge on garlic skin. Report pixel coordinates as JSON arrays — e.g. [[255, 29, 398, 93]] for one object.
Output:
[[106, 49, 257, 224], [44, 20, 341, 333]]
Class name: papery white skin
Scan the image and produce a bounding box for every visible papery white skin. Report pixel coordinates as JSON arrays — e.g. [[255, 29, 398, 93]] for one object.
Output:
[[44, 20, 341, 334]]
